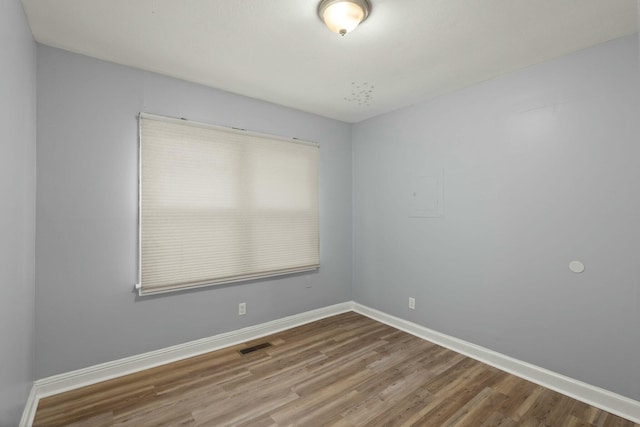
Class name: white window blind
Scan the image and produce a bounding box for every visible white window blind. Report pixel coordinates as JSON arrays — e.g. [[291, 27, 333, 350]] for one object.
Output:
[[138, 113, 319, 296]]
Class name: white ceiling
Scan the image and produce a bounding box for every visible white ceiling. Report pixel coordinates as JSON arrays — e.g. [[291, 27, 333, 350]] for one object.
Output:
[[21, 0, 638, 123]]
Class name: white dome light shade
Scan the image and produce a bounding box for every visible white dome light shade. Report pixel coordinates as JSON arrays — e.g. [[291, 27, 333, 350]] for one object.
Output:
[[318, 0, 370, 36]]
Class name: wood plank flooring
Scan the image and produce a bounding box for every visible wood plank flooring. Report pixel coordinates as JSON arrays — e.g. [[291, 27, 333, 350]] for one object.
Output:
[[33, 312, 639, 427]]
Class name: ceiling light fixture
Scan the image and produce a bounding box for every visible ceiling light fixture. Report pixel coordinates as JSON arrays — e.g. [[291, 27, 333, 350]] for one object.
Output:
[[318, 0, 370, 36]]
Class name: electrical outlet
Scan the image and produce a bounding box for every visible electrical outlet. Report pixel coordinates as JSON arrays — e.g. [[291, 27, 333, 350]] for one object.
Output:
[[238, 302, 246, 315], [408, 297, 415, 310]]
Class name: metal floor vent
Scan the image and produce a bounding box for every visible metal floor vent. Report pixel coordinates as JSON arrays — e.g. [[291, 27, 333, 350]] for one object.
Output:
[[239, 342, 272, 355]]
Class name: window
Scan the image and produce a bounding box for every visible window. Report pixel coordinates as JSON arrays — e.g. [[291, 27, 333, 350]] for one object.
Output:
[[137, 113, 319, 295]]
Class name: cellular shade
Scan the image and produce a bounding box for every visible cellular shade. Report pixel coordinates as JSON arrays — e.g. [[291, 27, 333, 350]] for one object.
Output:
[[138, 113, 319, 295]]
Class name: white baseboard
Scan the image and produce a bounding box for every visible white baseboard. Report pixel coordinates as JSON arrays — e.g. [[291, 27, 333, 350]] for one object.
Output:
[[19, 386, 38, 427], [20, 302, 354, 427], [352, 302, 640, 424], [20, 301, 640, 426]]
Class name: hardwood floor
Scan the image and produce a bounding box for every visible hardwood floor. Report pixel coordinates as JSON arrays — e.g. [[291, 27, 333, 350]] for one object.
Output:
[[33, 312, 639, 427]]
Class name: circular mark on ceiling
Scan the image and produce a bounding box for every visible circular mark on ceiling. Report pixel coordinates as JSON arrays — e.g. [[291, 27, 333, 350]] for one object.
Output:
[[344, 81, 375, 107]]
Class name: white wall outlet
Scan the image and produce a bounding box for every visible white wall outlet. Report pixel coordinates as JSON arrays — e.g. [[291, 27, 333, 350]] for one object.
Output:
[[238, 302, 246, 316], [408, 297, 416, 310]]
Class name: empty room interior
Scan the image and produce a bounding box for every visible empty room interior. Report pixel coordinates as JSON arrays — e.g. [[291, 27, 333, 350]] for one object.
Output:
[[2, 0, 640, 426]]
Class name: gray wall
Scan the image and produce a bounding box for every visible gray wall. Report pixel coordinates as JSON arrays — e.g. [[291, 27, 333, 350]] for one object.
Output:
[[352, 35, 640, 400], [0, 0, 36, 425], [35, 45, 352, 378]]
